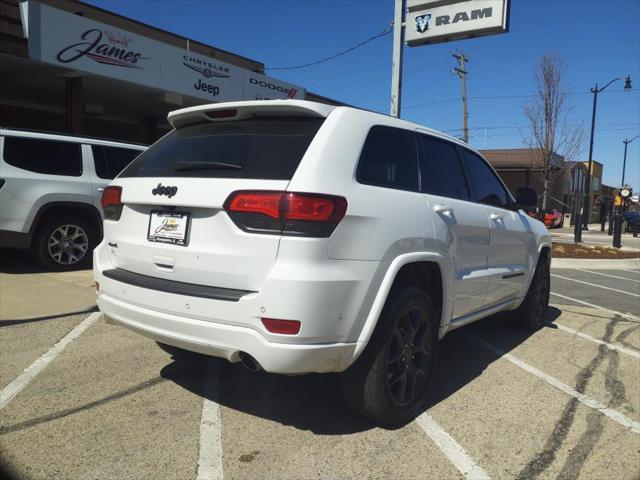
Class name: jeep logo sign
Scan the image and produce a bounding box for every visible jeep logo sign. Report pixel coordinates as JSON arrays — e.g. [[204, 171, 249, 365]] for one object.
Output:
[[152, 183, 178, 198], [406, 0, 510, 47]]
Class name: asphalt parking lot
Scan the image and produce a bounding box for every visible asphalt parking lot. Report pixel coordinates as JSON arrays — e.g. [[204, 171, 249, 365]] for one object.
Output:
[[1, 251, 639, 480]]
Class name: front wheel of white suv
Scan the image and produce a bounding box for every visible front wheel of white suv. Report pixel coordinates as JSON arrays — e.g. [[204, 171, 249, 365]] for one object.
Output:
[[513, 252, 550, 330], [340, 287, 439, 425], [32, 216, 97, 271]]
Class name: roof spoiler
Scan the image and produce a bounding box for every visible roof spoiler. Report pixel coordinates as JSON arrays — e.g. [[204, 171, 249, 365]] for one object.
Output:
[[167, 100, 336, 129]]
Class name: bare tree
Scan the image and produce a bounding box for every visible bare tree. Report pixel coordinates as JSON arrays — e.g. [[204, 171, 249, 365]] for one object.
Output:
[[522, 53, 583, 213]]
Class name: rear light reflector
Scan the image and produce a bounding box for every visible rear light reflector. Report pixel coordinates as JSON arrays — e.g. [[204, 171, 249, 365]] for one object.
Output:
[[101, 186, 123, 221], [224, 190, 347, 237], [261, 318, 301, 335]]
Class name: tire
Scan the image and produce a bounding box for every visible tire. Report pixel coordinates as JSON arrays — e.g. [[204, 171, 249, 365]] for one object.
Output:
[[513, 253, 550, 330], [32, 215, 97, 271], [340, 286, 439, 425]]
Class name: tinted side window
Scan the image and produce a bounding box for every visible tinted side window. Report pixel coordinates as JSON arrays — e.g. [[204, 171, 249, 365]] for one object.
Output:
[[418, 135, 469, 200], [356, 126, 419, 191], [3, 137, 82, 176], [92, 145, 141, 180], [459, 148, 511, 208]]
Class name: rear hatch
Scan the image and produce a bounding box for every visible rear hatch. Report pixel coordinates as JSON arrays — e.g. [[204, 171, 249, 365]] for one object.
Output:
[[102, 103, 330, 292]]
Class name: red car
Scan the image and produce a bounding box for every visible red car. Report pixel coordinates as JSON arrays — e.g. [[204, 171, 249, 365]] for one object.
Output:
[[527, 209, 562, 228]]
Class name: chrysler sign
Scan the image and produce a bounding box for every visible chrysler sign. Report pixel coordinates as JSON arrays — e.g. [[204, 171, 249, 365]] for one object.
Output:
[[406, 0, 510, 47]]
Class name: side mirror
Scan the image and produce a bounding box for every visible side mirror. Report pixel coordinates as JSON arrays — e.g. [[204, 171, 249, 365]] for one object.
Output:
[[515, 187, 538, 210]]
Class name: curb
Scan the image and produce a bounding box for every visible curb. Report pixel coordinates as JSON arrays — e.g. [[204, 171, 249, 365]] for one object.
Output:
[[551, 257, 640, 270]]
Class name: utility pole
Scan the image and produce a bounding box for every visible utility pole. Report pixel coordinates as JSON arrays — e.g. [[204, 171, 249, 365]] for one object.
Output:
[[452, 52, 469, 143], [390, 0, 406, 118]]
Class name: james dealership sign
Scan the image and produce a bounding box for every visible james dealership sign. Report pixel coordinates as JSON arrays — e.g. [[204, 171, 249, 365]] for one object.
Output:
[[55, 29, 149, 69], [27, 2, 304, 102]]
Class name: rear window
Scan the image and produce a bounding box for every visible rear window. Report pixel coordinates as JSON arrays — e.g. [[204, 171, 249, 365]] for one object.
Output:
[[2, 136, 82, 177], [92, 145, 141, 180], [119, 117, 324, 179]]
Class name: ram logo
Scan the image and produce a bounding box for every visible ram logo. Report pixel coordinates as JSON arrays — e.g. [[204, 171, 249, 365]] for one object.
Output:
[[415, 13, 432, 33]]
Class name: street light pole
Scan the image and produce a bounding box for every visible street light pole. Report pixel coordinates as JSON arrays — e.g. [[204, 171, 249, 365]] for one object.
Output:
[[582, 75, 632, 229], [583, 87, 598, 229], [622, 134, 640, 186]]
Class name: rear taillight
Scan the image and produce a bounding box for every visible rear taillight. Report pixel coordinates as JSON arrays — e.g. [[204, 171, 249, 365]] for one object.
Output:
[[224, 191, 347, 237], [101, 186, 123, 221], [226, 191, 282, 219], [261, 318, 301, 335]]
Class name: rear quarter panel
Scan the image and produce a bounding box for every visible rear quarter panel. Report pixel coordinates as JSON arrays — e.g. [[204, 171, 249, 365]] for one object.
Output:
[[287, 108, 436, 262], [0, 144, 93, 233]]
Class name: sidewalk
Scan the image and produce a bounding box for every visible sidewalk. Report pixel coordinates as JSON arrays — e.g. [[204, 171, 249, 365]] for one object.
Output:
[[551, 256, 640, 269], [550, 224, 640, 251]]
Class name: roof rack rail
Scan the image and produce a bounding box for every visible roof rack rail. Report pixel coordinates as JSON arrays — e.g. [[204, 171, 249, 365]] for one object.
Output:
[[0, 127, 148, 147]]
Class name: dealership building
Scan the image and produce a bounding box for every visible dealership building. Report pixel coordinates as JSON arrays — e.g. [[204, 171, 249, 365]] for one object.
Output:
[[0, 0, 340, 144]]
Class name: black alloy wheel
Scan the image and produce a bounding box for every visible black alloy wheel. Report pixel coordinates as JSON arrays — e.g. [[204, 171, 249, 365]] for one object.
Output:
[[386, 306, 433, 408], [341, 286, 439, 425], [514, 254, 550, 330]]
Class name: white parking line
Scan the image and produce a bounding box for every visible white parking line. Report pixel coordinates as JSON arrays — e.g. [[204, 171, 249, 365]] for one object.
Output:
[[416, 413, 491, 480], [471, 336, 640, 435], [551, 274, 640, 298], [0, 312, 101, 410], [572, 268, 640, 284], [551, 322, 640, 360], [550, 292, 640, 321], [196, 358, 224, 480]]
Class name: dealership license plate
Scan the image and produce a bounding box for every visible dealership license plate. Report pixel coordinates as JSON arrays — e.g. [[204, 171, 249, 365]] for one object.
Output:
[[147, 211, 190, 246]]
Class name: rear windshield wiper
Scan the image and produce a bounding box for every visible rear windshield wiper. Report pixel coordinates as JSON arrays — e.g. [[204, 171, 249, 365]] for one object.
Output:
[[173, 161, 243, 172]]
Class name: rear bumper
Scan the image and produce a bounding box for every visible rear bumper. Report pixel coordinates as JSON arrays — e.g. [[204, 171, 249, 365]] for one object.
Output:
[[0, 229, 31, 249], [94, 241, 382, 374], [98, 293, 357, 374]]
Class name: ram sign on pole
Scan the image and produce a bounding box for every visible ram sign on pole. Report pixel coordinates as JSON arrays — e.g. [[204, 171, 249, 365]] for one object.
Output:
[[406, 0, 510, 47]]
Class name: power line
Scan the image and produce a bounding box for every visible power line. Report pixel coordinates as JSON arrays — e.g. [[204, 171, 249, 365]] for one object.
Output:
[[404, 88, 639, 110], [265, 25, 392, 71], [466, 126, 640, 140], [445, 122, 640, 133]]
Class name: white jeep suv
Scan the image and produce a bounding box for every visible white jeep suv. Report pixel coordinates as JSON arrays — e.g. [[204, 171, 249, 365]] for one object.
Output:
[[0, 129, 145, 270], [94, 100, 551, 424]]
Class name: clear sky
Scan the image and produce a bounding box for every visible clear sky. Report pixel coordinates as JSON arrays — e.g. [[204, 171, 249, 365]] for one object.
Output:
[[86, 0, 640, 191]]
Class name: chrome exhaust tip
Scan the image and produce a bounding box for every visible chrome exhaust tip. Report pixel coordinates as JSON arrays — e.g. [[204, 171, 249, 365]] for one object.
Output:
[[239, 352, 262, 372]]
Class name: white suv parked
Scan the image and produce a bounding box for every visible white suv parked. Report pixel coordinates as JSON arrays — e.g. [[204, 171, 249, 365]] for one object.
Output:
[[0, 129, 145, 270], [94, 100, 551, 424]]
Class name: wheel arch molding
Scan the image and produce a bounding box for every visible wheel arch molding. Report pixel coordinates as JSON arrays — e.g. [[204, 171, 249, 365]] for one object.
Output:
[[29, 201, 103, 241], [352, 252, 448, 361]]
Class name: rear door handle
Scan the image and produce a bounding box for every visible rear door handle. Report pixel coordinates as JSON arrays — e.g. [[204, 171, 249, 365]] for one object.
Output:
[[433, 205, 454, 215], [97, 187, 105, 192], [490, 213, 503, 221]]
